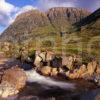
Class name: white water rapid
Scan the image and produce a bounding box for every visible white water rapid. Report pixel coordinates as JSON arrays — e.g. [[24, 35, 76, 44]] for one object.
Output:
[[25, 69, 75, 89]]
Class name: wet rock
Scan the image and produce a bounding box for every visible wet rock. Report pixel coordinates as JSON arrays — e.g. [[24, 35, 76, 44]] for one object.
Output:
[[62, 56, 74, 70], [93, 73, 100, 86], [96, 66, 100, 74], [66, 71, 78, 79], [34, 52, 45, 68], [95, 94, 100, 100], [18, 96, 39, 100], [0, 81, 19, 98], [66, 64, 87, 79], [0, 66, 27, 98], [46, 51, 55, 61], [87, 61, 97, 75], [59, 67, 64, 74], [51, 68, 58, 76], [2, 66, 27, 90], [41, 66, 52, 76], [51, 56, 62, 68], [77, 64, 87, 78], [82, 61, 97, 77]]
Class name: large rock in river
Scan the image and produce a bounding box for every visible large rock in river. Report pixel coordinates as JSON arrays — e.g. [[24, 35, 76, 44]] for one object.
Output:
[[0, 66, 27, 98], [41, 66, 52, 76]]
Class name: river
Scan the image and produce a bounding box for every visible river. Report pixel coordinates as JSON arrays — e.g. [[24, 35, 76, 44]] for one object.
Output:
[[0, 52, 100, 100]]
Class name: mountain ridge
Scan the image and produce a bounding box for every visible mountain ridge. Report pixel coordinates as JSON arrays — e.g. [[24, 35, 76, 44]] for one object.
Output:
[[75, 8, 100, 27], [0, 7, 91, 42]]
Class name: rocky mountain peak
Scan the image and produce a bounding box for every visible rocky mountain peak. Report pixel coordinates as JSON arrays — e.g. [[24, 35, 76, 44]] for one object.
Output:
[[47, 7, 91, 24]]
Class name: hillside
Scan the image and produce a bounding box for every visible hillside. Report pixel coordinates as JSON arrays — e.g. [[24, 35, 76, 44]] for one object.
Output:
[[0, 7, 100, 62], [75, 8, 100, 61], [0, 7, 90, 43]]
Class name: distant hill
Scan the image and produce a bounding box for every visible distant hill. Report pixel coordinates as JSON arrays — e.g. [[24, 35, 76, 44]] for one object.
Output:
[[75, 8, 100, 27], [75, 8, 100, 61], [0, 7, 90, 43], [75, 8, 100, 37]]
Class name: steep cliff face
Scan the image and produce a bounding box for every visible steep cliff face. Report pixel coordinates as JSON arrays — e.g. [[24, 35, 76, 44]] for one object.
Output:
[[47, 7, 90, 31], [0, 7, 91, 42]]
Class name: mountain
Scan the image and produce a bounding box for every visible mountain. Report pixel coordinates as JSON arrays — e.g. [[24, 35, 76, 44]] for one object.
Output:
[[75, 8, 100, 61], [0, 10, 53, 43], [75, 8, 100, 27], [47, 7, 90, 31], [0, 7, 90, 43], [75, 8, 100, 36]]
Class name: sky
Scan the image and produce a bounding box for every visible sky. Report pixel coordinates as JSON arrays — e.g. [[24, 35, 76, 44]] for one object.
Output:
[[0, 0, 100, 34]]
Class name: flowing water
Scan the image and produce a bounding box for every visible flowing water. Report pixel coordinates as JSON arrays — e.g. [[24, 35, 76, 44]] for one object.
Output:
[[25, 69, 75, 89], [15, 69, 99, 100]]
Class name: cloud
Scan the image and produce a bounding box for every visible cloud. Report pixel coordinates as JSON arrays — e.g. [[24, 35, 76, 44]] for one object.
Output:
[[0, 0, 99, 34], [91, 0, 100, 11], [0, 0, 18, 26], [10, 5, 37, 24], [38, 0, 76, 10], [15, 5, 37, 17], [0, 0, 18, 15], [0, 0, 36, 30]]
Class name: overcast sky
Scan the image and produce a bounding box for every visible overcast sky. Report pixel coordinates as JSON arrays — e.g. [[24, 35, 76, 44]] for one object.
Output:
[[0, 0, 100, 34]]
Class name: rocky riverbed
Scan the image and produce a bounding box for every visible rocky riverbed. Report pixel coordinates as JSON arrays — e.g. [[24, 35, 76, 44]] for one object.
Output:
[[0, 52, 100, 100]]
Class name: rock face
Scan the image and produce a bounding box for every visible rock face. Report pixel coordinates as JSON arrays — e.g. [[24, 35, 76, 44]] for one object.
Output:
[[66, 64, 87, 79], [47, 7, 90, 31], [66, 61, 98, 80], [41, 66, 52, 76], [0, 81, 19, 98], [62, 55, 79, 70], [0, 66, 27, 98], [0, 7, 90, 42], [2, 67, 27, 90], [40, 66, 58, 76], [62, 56, 74, 70], [1, 10, 52, 42], [96, 66, 100, 74], [86, 61, 97, 75]]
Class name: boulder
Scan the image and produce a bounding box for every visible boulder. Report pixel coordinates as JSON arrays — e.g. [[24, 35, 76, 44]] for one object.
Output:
[[77, 64, 87, 78], [87, 61, 97, 75], [66, 70, 79, 79], [93, 73, 100, 86], [95, 94, 100, 100], [0, 66, 27, 98], [62, 56, 74, 70], [0, 81, 19, 98], [83, 61, 97, 76], [59, 67, 64, 73], [96, 66, 100, 74], [46, 51, 55, 61], [51, 68, 58, 76], [66, 64, 87, 79], [41, 66, 52, 76], [2, 66, 27, 90]]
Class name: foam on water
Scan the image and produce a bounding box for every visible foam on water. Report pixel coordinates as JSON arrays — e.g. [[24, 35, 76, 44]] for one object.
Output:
[[25, 69, 75, 89]]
